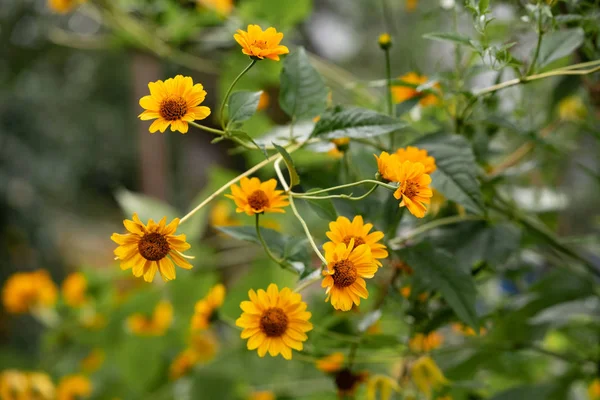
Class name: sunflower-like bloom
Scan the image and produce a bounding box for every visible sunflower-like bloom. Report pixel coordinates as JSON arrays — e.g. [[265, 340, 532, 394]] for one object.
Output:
[[367, 375, 400, 400], [0, 370, 28, 400], [249, 391, 276, 400], [197, 0, 232, 16], [322, 240, 379, 311], [395, 146, 436, 174], [81, 348, 105, 373], [127, 300, 173, 336], [234, 25, 289, 61], [374, 151, 401, 182], [589, 379, 600, 400], [138, 75, 211, 134], [325, 216, 388, 267], [191, 284, 226, 331], [334, 369, 369, 398], [409, 332, 444, 353], [48, 0, 84, 13], [62, 272, 87, 308], [226, 177, 289, 216], [111, 213, 193, 283], [392, 72, 440, 106], [393, 161, 433, 218], [316, 352, 345, 374], [236, 284, 313, 360], [411, 356, 449, 397], [2, 270, 58, 314], [56, 375, 92, 400]]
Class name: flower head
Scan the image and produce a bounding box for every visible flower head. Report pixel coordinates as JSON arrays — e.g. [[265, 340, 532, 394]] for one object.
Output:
[[226, 177, 289, 216], [191, 284, 226, 331], [325, 215, 388, 267], [127, 300, 173, 336], [56, 375, 92, 400], [589, 379, 600, 400], [334, 368, 369, 398], [138, 75, 210, 134], [395, 146, 436, 174], [392, 72, 440, 107], [188, 332, 219, 362], [2, 270, 58, 314], [48, 0, 84, 13], [378, 33, 392, 49], [62, 272, 88, 308], [374, 151, 401, 182], [249, 391, 276, 400], [411, 356, 449, 397], [367, 375, 400, 400], [409, 332, 444, 353], [111, 214, 193, 282], [322, 240, 379, 311], [0, 370, 28, 400], [169, 349, 199, 380], [29, 372, 55, 400], [234, 25, 289, 61], [558, 95, 587, 121], [316, 352, 345, 374], [257, 91, 270, 111], [393, 161, 433, 218], [236, 284, 313, 360], [81, 348, 105, 373], [198, 0, 232, 16], [452, 323, 486, 336]]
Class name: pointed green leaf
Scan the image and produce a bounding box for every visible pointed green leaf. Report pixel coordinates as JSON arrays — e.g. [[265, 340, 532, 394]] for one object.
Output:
[[312, 107, 407, 139], [537, 28, 584, 68], [273, 143, 300, 187], [227, 91, 262, 129], [423, 32, 474, 48]]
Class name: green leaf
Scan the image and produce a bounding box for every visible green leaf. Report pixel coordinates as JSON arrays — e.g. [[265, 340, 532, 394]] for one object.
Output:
[[395, 97, 420, 116], [478, 0, 489, 13], [273, 143, 300, 187], [302, 188, 337, 220], [115, 188, 179, 222], [312, 107, 407, 140], [279, 47, 328, 120], [216, 225, 286, 254], [227, 91, 262, 129], [423, 32, 474, 48], [414, 133, 485, 214], [398, 242, 479, 329], [537, 28, 584, 68]]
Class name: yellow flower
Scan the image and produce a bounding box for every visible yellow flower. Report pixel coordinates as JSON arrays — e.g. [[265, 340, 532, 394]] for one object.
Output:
[[452, 322, 487, 336], [0, 370, 28, 400], [226, 177, 289, 216], [48, 0, 84, 13], [56, 375, 92, 400], [249, 391, 276, 400], [589, 378, 600, 400], [315, 352, 345, 374], [392, 72, 440, 106], [234, 25, 289, 61], [257, 91, 270, 111], [29, 372, 55, 400], [169, 349, 199, 380], [406, 0, 418, 12], [395, 146, 436, 174], [558, 95, 587, 121], [393, 161, 433, 218], [367, 320, 382, 335], [127, 300, 173, 336], [367, 375, 400, 400], [2, 270, 58, 314], [322, 240, 379, 311], [331, 137, 350, 148], [428, 189, 446, 217], [197, 0, 233, 16], [138, 75, 210, 134], [411, 356, 449, 398], [111, 213, 193, 283], [374, 151, 401, 182], [325, 215, 388, 267], [236, 284, 313, 360], [62, 272, 88, 308], [378, 33, 392, 49], [334, 369, 369, 398], [210, 200, 239, 227], [189, 332, 219, 362], [327, 146, 345, 159], [191, 284, 226, 331], [409, 332, 444, 353], [81, 348, 105, 373]]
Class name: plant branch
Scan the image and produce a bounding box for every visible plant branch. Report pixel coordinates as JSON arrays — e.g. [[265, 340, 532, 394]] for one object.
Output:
[[219, 59, 257, 130]]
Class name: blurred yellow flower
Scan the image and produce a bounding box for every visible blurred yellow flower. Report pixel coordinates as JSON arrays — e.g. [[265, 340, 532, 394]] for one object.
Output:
[[374, 151, 400, 182], [452, 322, 487, 336], [367, 320, 382, 335], [322, 240, 378, 311], [367, 375, 400, 400], [327, 146, 345, 159], [234, 25, 289, 61], [0, 370, 28, 400], [325, 215, 388, 267], [334, 369, 369, 398], [393, 161, 433, 218], [315, 352, 345, 373], [249, 390, 276, 400], [236, 284, 313, 360], [411, 356, 449, 397], [62, 272, 87, 308], [169, 348, 199, 380], [392, 72, 440, 106], [56, 375, 91, 400], [428, 189, 446, 217], [257, 91, 270, 111], [2, 270, 58, 314], [378, 33, 392, 49], [81, 348, 105, 373], [558, 95, 587, 121], [395, 146, 437, 174], [189, 332, 219, 362], [589, 378, 600, 400], [127, 300, 173, 336], [111, 213, 193, 283], [198, 0, 233, 16], [191, 284, 226, 331], [331, 137, 350, 148], [48, 0, 84, 13], [210, 200, 239, 227], [29, 372, 55, 400], [406, 0, 418, 12], [226, 177, 289, 216], [409, 332, 444, 353], [138, 75, 210, 134]]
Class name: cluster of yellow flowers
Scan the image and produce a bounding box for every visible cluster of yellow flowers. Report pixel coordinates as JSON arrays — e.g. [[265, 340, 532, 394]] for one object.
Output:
[[409, 331, 444, 353], [0, 370, 91, 400], [2, 270, 57, 314]]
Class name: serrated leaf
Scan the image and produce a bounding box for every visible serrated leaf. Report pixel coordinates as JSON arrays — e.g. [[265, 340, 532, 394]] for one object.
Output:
[[273, 143, 300, 187], [399, 242, 478, 329], [423, 32, 474, 47], [312, 107, 406, 139], [537, 28, 584, 68], [227, 91, 262, 128], [414, 133, 485, 214], [279, 47, 328, 119]]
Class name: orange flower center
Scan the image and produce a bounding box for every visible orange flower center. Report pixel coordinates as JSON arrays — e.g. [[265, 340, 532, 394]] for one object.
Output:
[[403, 180, 418, 198], [342, 236, 366, 248], [260, 307, 288, 337], [332, 260, 358, 288], [160, 96, 188, 121], [248, 189, 270, 211], [252, 40, 269, 50], [334, 368, 362, 392], [138, 232, 170, 261]]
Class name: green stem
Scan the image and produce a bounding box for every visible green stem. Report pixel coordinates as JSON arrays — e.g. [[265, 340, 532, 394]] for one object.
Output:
[[292, 184, 378, 201], [352, 137, 390, 152], [293, 180, 396, 197], [288, 194, 328, 265], [219, 59, 257, 130], [384, 48, 394, 118], [255, 214, 288, 269], [526, 7, 544, 76], [188, 121, 227, 136]]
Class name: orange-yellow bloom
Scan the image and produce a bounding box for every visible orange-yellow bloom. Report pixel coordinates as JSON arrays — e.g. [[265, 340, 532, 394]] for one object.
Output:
[[0, 370, 28, 400], [249, 391, 276, 400], [29, 372, 55, 400], [62, 272, 88, 308], [111, 214, 193, 283], [236, 284, 313, 360], [191, 284, 226, 330], [138, 75, 210, 134], [56, 375, 91, 400], [374, 151, 401, 182], [392, 72, 440, 107], [234, 25, 289, 61], [411, 356, 449, 397], [48, 0, 84, 13], [226, 177, 289, 216], [393, 161, 433, 218], [395, 146, 437, 174], [169, 349, 199, 380], [127, 300, 173, 336], [409, 332, 444, 353], [452, 323, 487, 336], [316, 352, 345, 373], [589, 378, 600, 400], [2, 270, 58, 314], [197, 0, 233, 16], [325, 215, 388, 267], [81, 348, 105, 373]]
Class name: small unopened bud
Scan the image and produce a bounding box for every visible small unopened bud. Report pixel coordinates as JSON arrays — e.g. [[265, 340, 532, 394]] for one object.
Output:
[[378, 33, 392, 50]]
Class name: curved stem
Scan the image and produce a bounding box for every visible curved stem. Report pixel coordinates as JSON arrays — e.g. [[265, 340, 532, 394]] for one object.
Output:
[[188, 121, 227, 136], [526, 7, 544, 76], [219, 59, 257, 130], [289, 195, 327, 265], [292, 184, 378, 201], [389, 214, 485, 248], [293, 180, 396, 197], [255, 214, 285, 267]]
